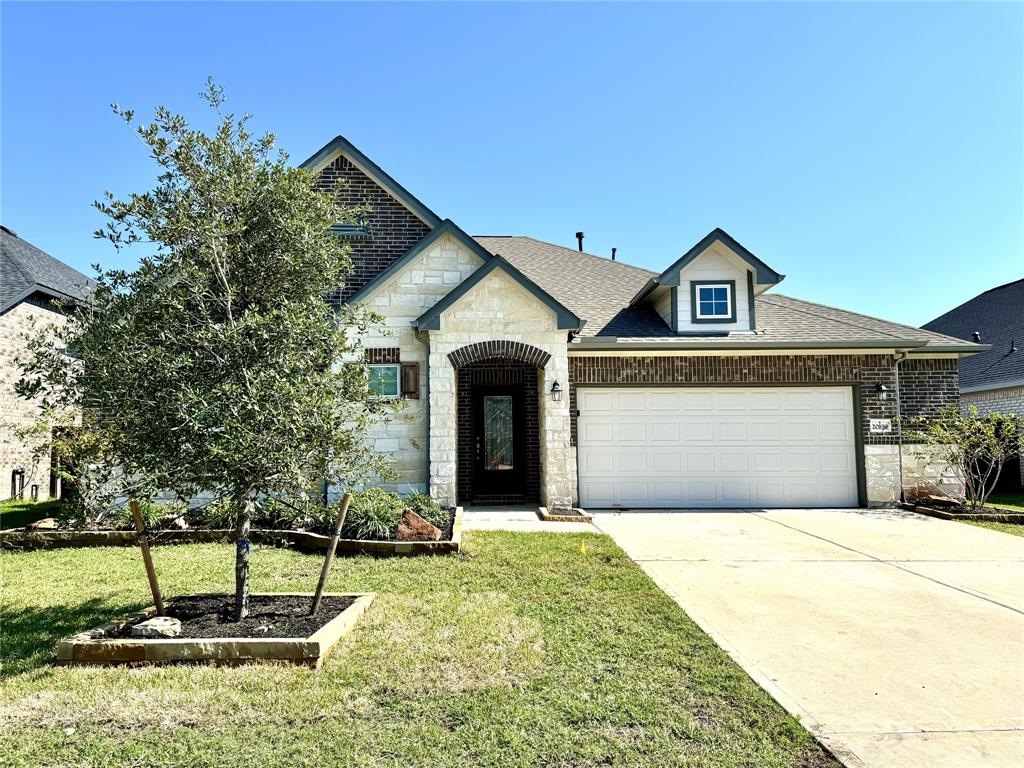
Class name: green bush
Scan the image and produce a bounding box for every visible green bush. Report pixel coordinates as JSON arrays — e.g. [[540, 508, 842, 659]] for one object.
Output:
[[194, 497, 235, 529], [342, 488, 404, 540], [108, 499, 186, 530]]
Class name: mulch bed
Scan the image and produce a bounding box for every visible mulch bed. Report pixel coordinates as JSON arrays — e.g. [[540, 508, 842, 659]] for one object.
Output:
[[116, 594, 357, 639]]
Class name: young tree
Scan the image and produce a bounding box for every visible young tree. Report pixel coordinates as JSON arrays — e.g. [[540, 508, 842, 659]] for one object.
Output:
[[911, 406, 1023, 510], [17, 81, 393, 618]]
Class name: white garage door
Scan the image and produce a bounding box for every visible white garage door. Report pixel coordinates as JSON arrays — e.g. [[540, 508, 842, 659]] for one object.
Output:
[[578, 386, 858, 508]]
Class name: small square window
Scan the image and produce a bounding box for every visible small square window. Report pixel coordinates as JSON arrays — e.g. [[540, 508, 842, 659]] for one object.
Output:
[[368, 364, 400, 398], [695, 284, 732, 319]]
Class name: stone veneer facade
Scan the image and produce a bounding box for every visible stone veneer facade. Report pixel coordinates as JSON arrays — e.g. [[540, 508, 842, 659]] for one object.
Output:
[[1, 298, 66, 501]]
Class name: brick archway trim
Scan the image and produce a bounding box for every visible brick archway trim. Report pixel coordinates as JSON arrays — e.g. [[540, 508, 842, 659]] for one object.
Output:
[[447, 340, 551, 369]]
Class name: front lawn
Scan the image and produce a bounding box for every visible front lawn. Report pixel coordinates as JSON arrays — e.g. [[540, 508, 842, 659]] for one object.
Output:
[[0, 499, 60, 529], [0, 533, 834, 767], [966, 520, 1024, 537], [987, 491, 1024, 513]]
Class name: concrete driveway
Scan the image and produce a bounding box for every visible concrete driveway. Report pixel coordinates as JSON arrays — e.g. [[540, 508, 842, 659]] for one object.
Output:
[[593, 508, 1024, 768]]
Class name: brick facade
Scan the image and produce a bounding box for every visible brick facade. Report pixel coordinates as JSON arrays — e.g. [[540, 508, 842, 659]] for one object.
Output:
[[962, 383, 1024, 488], [456, 361, 541, 504], [313, 154, 432, 304], [567, 354, 959, 447], [366, 347, 401, 364]]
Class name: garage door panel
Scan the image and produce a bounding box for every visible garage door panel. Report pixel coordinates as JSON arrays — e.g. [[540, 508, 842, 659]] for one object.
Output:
[[578, 386, 857, 508]]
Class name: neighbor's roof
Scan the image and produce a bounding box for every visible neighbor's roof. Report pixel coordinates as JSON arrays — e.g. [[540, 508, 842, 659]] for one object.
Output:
[[1, 226, 92, 314], [475, 235, 982, 352], [923, 278, 1024, 390]]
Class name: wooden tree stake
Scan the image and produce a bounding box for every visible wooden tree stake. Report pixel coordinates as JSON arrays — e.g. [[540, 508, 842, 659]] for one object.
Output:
[[130, 500, 165, 616], [310, 492, 351, 615]]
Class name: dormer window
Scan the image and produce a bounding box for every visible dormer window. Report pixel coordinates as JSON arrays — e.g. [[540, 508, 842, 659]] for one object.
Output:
[[691, 280, 736, 323]]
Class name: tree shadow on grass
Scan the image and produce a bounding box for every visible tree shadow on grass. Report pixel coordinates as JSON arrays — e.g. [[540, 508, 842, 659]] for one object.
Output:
[[0, 596, 146, 679]]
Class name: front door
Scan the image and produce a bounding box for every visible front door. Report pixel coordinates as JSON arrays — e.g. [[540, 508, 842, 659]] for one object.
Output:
[[472, 385, 525, 500]]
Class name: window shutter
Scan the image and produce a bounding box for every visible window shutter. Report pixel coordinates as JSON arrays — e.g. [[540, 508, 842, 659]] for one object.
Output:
[[400, 363, 420, 399]]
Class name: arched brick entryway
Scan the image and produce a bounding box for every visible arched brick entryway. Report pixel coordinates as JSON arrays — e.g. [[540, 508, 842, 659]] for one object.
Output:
[[449, 341, 546, 505], [447, 340, 551, 369]]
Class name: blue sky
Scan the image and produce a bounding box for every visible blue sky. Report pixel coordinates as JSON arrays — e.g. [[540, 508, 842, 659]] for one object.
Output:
[[2, 1, 1021, 325]]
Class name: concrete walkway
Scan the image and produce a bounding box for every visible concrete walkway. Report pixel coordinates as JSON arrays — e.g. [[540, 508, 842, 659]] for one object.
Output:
[[462, 506, 599, 533], [593, 508, 1024, 768]]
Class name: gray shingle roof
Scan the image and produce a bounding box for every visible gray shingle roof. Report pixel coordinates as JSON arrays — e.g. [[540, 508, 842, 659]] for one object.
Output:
[[1, 226, 92, 313], [475, 235, 979, 351], [923, 279, 1024, 390]]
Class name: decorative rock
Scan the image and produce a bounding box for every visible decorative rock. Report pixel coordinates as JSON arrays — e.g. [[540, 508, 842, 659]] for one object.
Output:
[[26, 517, 59, 530], [158, 514, 189, 530], [395, 508, 441, 542], [130, 616, 182, 638]]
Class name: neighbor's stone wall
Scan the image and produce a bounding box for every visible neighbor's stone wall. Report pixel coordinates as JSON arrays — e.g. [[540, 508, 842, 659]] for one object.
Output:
[[568, 354, 959, 506], [962, 384, 1024, 488], [0, 298, 67, 501], [313, 153, 432, 304], [350, 233, 485, 496], [427, 270, 573, 508]]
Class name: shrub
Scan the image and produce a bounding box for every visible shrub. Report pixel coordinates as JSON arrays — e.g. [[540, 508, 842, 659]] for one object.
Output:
[[194, 497, 235, 529], [108, 499, 186, 530], [343, 488, 404, 540]]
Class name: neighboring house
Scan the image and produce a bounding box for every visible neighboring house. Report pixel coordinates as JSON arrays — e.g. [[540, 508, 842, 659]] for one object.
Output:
[[923, 279, 1024, 490], [305, 136, 982, 510], [1, 226, 92, 501]]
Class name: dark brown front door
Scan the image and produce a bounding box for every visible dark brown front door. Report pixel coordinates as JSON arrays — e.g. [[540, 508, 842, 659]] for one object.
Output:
[[472, 385, 525, 499]]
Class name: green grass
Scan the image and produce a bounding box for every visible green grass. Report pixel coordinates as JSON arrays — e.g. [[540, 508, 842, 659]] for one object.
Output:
[[0, 499, 60, 529], [986, 492, 1024, 513], [965, 520, 1024, 537], [0, 533, 834, 768]]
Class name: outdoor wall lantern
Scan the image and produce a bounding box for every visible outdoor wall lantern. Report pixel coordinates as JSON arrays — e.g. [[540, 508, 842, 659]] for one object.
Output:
[[876, 383, 890, 401], [550, 380, 563, 402]]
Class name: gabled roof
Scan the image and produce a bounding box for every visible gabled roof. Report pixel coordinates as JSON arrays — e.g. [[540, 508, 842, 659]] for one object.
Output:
[[349, 220, 492, 304], [472, 234, 983, 352], [475, 236, 663, 337], [415, 254, 582, 332], [1, 226, 92, 314], [299, 135, 442, 228], [923, 278, 1024, 391], [630, 227, 784, 305]]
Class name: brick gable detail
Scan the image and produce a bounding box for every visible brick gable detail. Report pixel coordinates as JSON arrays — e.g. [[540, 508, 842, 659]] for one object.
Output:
[[313, 154, 432, 304]]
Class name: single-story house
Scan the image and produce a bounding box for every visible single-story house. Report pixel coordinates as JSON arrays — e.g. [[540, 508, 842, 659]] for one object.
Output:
[[1, 225, 92, 501], [923, 279, 1024, 490], [304, 136, 983, 510]]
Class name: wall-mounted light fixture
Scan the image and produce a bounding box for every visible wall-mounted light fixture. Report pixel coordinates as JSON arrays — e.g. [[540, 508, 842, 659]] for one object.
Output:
[[550, 380, 563, 402], [876, 382, 890, 401]]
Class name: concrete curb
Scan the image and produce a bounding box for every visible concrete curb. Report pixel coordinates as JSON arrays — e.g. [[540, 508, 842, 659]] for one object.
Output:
[[911, 504, 1024, 524]]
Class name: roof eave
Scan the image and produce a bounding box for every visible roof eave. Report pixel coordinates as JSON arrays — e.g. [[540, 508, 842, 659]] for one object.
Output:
[[414, 256, 583, 332], [299, 135, 442, 228], [570, 338, 931, 351]]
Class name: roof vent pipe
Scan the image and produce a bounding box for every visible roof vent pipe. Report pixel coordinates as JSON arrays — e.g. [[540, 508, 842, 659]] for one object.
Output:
[[611, 247, 617, 261], [972, 331, 982, 342], [575, 231, 584, 252], [1013, 339, 1018, 353]]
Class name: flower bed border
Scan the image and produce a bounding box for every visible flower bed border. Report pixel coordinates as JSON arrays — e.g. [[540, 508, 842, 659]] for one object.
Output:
[[537, 506, 593, 523], [907, 504, 1024, 524], [1, 507, 464, 555], [55, 592, 373, 667]]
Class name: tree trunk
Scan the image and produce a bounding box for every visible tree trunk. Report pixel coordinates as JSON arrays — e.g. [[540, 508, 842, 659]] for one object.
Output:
[[234, 497, 253, 620]]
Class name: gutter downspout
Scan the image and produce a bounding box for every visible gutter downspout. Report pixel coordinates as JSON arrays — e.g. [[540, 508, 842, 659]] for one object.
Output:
[[893, 352, 909, 504], [415, 329, 431, 495]]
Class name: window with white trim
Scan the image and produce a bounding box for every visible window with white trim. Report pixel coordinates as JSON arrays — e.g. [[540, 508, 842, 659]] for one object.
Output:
[[695, 283, 732, 319], [368, 364, 401, 398]]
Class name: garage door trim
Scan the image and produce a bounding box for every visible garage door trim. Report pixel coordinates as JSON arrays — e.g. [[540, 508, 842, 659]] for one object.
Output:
[[574, 382, 867, 508]]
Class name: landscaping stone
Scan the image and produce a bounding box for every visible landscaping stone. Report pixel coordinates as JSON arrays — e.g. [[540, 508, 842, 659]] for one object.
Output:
[[26, 517, 59, 530], [131, 616, 182, 638], [395, 508, 441, 541]]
